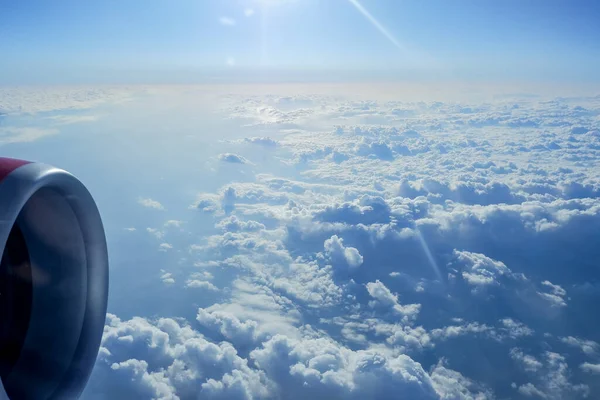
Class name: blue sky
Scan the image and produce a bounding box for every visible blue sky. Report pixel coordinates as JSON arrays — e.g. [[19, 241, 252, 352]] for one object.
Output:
[[1, 0, 599, 84]]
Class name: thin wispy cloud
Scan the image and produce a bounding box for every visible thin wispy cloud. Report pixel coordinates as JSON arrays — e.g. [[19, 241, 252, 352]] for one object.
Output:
[[48, 115, 99, 125], [244, 8, 255, 17], [219, 16, 236, 26], [0, 126, 58, 144]]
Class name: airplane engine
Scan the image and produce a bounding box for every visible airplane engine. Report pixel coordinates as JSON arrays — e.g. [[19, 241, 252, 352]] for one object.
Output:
[[0, 158, 108, 399]]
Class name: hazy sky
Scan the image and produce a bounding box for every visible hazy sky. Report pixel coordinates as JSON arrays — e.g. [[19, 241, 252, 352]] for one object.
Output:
[[1, 0, 599, 83]]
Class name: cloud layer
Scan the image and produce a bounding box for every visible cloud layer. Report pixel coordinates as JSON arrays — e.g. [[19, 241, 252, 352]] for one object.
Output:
[[82, 88, 600, 399]]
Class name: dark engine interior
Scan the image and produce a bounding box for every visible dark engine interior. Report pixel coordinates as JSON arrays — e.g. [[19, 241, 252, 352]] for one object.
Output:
[[0, 224, 32, 382]]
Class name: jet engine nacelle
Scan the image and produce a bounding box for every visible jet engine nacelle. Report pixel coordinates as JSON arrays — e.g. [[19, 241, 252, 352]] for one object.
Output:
[[0, 158, 108, 399]]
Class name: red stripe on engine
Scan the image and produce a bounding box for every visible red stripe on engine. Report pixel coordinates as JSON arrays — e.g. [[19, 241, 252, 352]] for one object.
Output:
[[0, 158, 31, 182]]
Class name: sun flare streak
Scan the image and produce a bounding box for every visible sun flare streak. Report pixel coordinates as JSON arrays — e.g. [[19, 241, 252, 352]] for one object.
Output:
[[416, 227, 443, 282], [347, 0, 405, 51]]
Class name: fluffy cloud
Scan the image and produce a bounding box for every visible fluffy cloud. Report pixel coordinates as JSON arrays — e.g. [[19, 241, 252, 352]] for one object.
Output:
[[193, 194, 220, 213], [90, 314, 494, 400], [450, 250, 512, 287], [164, 220, 185, 228], [537, 280, 567, 307], [219, 153, 249, 164], [147, 227, 165, 239], [161, 272, 175, 285], [82, 88, 600, 399], [250, 334, 439, 399], [185, 280, 219, 291], [139, 198, 165, 210], [242, 137, 278, 147], [510, 348, 543, 372], [510, 352, 590, 399], [560, 336, 599, 356], [430, 361, 493, 400], [323, 235, 363, 269], [365, 280, 421, 319], [580, 363, 600, 374], [159, 243, 173, 251], [87, 314, 273, 399], [196, 309, 260, 346], [216, 215, 265, 232]]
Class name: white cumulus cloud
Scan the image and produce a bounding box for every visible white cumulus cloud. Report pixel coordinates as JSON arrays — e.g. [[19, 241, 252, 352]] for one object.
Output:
[[138, 198, 165, 210], [324, 234, 363, 269]]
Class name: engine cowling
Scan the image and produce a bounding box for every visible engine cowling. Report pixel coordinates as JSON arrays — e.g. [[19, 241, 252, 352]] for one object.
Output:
[[0, 158, 108, 399]]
